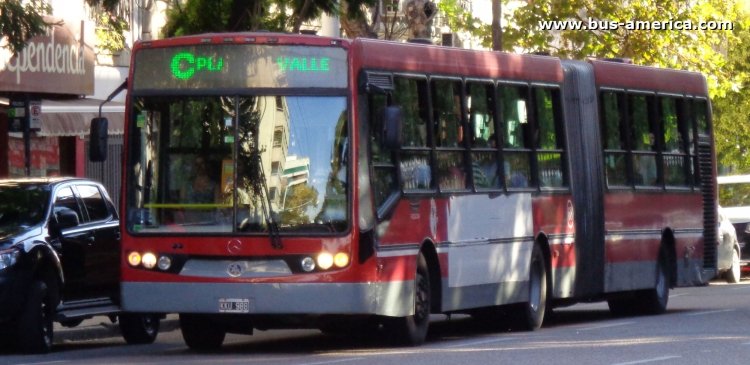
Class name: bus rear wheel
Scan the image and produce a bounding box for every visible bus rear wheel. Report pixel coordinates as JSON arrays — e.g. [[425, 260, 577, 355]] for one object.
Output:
[[180, 314, 226, 351], [637, 252, 670, 314], [383, 254, 431, 346]]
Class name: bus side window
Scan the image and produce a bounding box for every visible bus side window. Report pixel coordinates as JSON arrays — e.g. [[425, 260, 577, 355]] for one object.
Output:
[[432, 79, 468, 191], [533, 87, 565, 188], [498, 84, 533, 189], [368, 92, 398, 209], [395, 76, 433, 191], [467, 81, 500, 189], [600, 91, 629, 186], [660, 96, 689, 187], [629, 94, 658, 186]]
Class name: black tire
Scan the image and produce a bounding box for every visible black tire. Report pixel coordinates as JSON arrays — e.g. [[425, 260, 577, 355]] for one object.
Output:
[[383, 254, 431, 346], [510, 244, 547, 331], [180, 314, 226, 351], [119, 313, 160, 344], [17, 281, 54, 354], [638, 251, 670, 315], [725, 248, 741, 284]]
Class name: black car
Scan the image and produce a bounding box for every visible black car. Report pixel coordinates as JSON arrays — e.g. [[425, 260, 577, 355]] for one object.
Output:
[[0, 177, 159, 353]]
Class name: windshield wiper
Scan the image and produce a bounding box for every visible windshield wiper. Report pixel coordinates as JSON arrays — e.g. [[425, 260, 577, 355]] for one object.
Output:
[[255, 153, 282, 250]]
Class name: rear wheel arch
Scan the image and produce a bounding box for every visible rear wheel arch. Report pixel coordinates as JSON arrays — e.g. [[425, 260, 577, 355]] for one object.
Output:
[[534, 233, 553, 296], [29, 244, 63, 306], [660, 229, 677, 287], [419, 239, 441, 313]]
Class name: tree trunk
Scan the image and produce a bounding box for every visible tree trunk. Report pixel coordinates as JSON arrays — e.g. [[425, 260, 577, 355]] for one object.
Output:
[[492, 0, 502, 51]]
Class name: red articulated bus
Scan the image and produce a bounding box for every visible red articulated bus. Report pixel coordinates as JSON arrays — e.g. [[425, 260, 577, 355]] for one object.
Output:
[[96, 32, 717, 350]]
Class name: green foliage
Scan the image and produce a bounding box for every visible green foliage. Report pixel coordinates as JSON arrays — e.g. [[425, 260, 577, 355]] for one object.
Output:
[[160, 0, 376, 37], [503, 0, 743, 99], [95, 13, 129, 53], [436, 0, 487, 43], [0, 0, 51, 54]]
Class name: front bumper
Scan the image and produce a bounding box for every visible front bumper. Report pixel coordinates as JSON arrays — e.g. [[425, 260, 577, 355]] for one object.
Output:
[[122, 280, 414, 317]]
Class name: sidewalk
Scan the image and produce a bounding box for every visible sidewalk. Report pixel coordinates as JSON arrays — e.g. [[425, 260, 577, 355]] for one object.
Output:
[[54, 314, 180, 344]]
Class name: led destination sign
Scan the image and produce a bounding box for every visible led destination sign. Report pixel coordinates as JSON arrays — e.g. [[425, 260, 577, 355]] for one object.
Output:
[[133, 44, 346, 91]]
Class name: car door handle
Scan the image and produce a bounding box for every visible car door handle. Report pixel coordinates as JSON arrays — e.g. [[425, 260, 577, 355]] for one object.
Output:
[[86, 235, 95, 244]]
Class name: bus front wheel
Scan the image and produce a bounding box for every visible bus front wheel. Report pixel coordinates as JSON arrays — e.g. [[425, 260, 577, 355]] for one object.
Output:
[[180, 314, 226, 351], [383, 254, 431, 346]]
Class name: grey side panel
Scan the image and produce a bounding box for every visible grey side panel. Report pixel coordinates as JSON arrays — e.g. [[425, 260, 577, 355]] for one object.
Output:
[[122, 281, 414, 317], [561, 60, 605, 298]]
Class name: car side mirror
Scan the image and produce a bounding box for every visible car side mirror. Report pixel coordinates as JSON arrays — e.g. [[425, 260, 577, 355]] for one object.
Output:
[[89, 117, 108, 162], [383, 106, 403, 150], [54, 209, 80, 231]]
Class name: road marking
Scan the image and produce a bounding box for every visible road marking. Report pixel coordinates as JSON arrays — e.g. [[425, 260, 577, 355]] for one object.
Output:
[[444, 336, 517, 348], [577, 321, 635, 331], [669, 293, 689, 298], [685, 309, 735, 316], [16, 362, 70, 365], [295, 358, 364, 365], [612, 355, 681, 365]]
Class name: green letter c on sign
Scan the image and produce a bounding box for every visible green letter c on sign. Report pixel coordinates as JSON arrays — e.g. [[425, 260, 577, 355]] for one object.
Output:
[[171, 52, 196, 80]]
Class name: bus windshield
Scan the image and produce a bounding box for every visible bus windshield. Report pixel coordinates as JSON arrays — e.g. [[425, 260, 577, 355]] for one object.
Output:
[[127, 95, 349, 235]]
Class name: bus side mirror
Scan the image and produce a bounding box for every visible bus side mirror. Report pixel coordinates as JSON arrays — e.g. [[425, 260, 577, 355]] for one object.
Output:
[[383, 106, 403, 149], [89, 117, 108, 162]]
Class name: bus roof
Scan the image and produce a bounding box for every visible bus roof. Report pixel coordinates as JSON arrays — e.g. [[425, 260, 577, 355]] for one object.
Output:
[[352, 38, 563, 84], [132, 32, 351, 51], [590, 59, 708, 96], [717, 175, 750, 184]]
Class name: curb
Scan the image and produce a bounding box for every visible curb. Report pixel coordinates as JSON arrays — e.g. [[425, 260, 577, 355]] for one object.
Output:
[[54, 315, 180, 343]]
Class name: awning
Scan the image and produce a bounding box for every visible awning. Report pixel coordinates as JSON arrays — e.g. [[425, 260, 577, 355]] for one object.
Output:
[[37, 98, 124, 137]]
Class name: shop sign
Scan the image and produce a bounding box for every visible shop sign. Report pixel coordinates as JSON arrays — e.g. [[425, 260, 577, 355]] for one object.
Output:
[[0, 18, 94, 95]]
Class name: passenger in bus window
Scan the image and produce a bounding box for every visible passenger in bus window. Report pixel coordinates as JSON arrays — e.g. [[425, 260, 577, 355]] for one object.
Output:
[[635, 133, 657, 185], [186, 157, 219, 203], [635, 155, 657, 185], [505, 154, 529, 188]]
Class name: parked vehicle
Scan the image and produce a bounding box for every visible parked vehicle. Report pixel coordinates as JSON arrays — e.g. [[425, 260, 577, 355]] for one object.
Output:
[[718, 206, 742, 283], [0, 177, 159, 353], [717, 175, 750, 275]]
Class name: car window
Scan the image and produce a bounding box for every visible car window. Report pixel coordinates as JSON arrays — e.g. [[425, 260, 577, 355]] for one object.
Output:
[[76, 185, 110, 222], [54, 187, 84, 224]]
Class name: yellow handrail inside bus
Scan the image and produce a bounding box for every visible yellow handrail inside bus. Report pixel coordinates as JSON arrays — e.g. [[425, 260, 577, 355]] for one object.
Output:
[[143, 203, 232, 209]]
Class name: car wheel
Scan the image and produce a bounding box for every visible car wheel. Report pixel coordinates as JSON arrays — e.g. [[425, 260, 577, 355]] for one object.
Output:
[[17, 281, 54, 354], [180, 314, 226, 351], [119, 313, 160, 344], [726, 248, 741, 284], [383, 254, 431, 346]]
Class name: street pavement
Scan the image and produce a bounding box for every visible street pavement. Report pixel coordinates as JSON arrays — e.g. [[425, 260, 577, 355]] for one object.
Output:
[[54, 314, 180, 344]]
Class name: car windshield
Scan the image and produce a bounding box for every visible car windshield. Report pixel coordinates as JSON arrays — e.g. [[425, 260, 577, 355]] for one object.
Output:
[[127, 95, 349, 235], [0, 184, 50, 236]]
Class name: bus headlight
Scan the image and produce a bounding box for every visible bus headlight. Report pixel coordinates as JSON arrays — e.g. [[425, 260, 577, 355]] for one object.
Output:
[[301, 257, 316, 272], [317, 252, 334, 270], [157, 255, 172, 271], [334, 252, 349, 268], [142, 252, 157, 269], [127, 251, 142, 267]]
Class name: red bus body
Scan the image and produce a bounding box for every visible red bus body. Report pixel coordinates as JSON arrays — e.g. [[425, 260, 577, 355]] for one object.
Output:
[[117, 33, 717, 345]]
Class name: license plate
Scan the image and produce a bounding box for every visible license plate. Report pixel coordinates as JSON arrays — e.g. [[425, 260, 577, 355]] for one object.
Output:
[[218, 298, 251, 313]]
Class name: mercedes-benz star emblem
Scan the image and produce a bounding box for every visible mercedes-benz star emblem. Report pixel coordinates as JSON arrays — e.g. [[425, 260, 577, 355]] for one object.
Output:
[[227, 239, 243, 255], [227, 262, 243, 277]]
